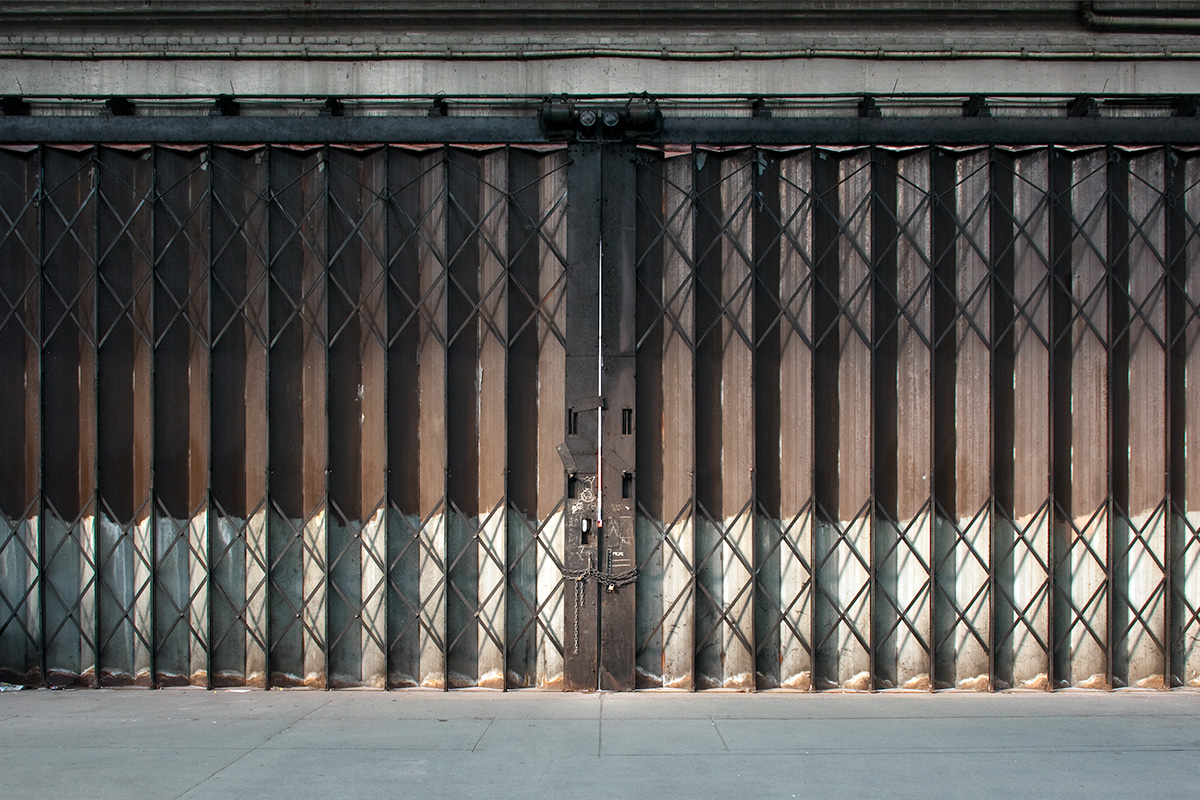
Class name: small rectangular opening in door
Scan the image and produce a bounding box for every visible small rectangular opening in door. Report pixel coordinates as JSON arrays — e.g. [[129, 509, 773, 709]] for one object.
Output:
[[621, 408, 633, 435]]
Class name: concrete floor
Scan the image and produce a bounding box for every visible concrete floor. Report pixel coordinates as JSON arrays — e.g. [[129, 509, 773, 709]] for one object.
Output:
[[1, 688, 1198, 800]]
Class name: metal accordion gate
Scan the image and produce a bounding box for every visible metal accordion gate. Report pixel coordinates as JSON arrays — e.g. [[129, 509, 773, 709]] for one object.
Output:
[[3, 121, 1200, 692]]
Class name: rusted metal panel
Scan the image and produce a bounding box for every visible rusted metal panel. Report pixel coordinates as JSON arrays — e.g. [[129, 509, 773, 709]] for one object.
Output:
[[326, 145, 388, 688], [383, 146, 423, 687], [477, 149, 509, 689], [209, 145, 270, 688], [503, 146, 569, 689], [0, 146, 41, 685], [533, 147, 569, 689], [691, 149, 758, 689], [445, 147, 483, 687], [39, 146, 99, 686], [416, 148, 448, 689], [999, 148, 1054, 690], [599, 147, 637, 691], [1052, 147, 1110, 689], [8, 138, 1200, 694], [443, 147, 509, 688], [717, 151, 756, 691], [265, 146, 329, 688], [152, 145, 211, 687], [774, 149, 816, 691], [563, 144, 601, 691], [95, 146, 155, 686], [661, 151, 697, 690], [812, 148, 874, 690], [1176, 151, 1200, 688], [633, 147, 696, 689], [1118, 148, 1170, 689], [632, 149, 667, 690], [877, 148, 934, 690], [936, 146, 992, 690]]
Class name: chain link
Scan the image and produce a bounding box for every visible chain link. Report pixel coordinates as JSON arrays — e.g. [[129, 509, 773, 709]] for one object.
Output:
[[562, 564, 638, 655]]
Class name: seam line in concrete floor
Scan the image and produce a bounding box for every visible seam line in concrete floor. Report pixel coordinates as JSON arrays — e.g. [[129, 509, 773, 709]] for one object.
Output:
[[470, 717, 494, 752], [711, 718, 730, 751], [1, 744, 1179, 758], [3, 744, 271, 752], [682, 712, 1200, 721], [168, 694, 334, 800], [576, 746, 1200, 757], [597, 693, 603, 758]]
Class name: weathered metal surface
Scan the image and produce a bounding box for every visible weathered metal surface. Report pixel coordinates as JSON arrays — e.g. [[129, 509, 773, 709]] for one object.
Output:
[[6, 117, 1200, 148], [1002, 148, 1054, 690], [326, 145, 388, 688], [938, 146, 992, 689], [1176, 153, 1200, 689], [771, 149, 816, 691], [634, 148, 697, 689], [5, 141, 1200, 692], [208, 145, 269, 688], [598, 148, 637, 691], [1119, 150, 1170, 689], [1054, 147, 1110, 689], [0, 146, 41, 685], [530, 147, 569, 689], [877, 148, 934, 690], [562, 144, 601, 691]]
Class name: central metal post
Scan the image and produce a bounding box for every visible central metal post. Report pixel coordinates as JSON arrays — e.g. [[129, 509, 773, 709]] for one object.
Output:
[[597, 239, 605, 533]]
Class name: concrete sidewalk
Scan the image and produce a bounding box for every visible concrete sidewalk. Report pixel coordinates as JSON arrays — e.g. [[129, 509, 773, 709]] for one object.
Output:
[[2, 688, 1198, 800]]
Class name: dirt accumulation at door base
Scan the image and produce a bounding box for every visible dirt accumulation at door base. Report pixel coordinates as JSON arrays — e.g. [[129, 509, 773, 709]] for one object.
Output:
[[2, 142, 1200, 692]]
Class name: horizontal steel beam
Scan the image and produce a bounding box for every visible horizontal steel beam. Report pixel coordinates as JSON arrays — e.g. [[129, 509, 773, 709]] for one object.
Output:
[[0, 1, 1082, 28], [661, 116, 1200, 145], [0, 116, 548, 144], [3, 115, 1200, 145]]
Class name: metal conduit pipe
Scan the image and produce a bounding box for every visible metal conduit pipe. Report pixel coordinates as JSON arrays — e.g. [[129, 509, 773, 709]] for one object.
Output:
[[1081, 2, 1200, 31]]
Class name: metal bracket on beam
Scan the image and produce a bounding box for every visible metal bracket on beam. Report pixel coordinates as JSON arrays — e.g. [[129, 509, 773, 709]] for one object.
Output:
[[556, 443, 579, 474], [320, 97, 344, 117], [963, 95, 992, 118], [1174, 96, 1199, 117], [1067, 95, 1100, 118], [428, 96, 449, 118], [859, 96, 882, 118], [751, 97, 772, 119], [1, 96, 31, 117], [210, 94, 240, 117], [539, 96, 661, 141], [103, 97, 136, 117]]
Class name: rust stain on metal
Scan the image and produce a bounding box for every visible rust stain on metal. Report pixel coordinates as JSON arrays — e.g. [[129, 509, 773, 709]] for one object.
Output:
[[3, 142, 1200, 693]]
